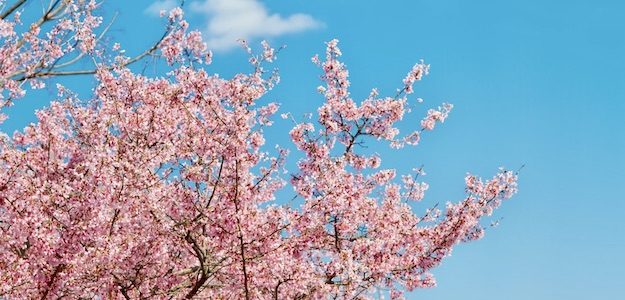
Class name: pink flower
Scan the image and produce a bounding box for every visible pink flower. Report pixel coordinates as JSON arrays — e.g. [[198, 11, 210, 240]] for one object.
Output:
[[0, 16, 518, 297]]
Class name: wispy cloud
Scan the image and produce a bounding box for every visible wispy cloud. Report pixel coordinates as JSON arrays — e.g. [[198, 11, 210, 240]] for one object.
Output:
[[144, 0, 322, 52], [144, 0, 179, 16], [190, 0, 322, 52]]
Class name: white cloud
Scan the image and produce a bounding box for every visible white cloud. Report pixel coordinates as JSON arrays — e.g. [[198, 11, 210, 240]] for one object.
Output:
[[190, 0, 322, 52], [145, 0, 179, 16]]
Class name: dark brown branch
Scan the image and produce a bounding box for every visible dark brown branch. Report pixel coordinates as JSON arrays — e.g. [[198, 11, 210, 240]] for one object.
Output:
[[333, 222, 341, 252], [184, 231, 209, 298], [40, 264, 64, 300], [273, 279, 291, 300], [238, 226, 250, 300], [205, 157, 224, 208], [112, 274, 132, 300], [343, 120, 367, 154], [184, 272, 208, 299], [109, 209, 120, 236], [120, 287, 131, 300]]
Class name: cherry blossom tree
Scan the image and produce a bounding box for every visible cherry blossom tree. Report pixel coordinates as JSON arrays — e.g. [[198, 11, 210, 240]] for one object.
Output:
[[0, 2, 518, 299]]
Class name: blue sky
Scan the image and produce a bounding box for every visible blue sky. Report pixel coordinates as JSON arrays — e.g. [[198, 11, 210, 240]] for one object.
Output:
[[2, 0, 625, 298]]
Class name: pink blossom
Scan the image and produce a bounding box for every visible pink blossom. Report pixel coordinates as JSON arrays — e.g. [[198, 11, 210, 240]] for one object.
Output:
[[261, 40, 275, 62], [403, 60, 430, 94], [0, 8, 519, 297], [421, 102, 453, 130]]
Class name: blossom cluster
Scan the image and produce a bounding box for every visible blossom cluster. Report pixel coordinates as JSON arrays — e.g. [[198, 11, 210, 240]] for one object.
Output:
[[0, 0, 103, 121], [0, 5, 518, 299]]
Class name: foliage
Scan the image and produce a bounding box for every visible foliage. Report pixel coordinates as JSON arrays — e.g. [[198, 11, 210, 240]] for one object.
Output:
[[0, 2, 518, 299]]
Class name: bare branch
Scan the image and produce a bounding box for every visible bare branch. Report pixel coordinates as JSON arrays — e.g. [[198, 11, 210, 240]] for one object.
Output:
[[0, 0, 28, 20]]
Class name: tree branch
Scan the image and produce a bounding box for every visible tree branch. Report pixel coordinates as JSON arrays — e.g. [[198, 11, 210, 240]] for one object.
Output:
[[0, 0, 28, 20]]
